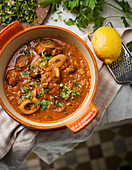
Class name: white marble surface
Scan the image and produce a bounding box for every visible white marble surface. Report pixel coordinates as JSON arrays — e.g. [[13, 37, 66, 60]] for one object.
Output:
[[45, 0, 132, 125]]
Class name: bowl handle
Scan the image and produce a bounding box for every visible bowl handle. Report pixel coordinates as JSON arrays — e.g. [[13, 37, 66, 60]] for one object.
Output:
[[0, 21, 24, 50], [67, 104, 99, 133]]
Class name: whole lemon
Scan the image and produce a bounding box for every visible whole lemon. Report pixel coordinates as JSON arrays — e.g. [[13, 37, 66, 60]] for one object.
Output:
[[92, 26, 122, 65]]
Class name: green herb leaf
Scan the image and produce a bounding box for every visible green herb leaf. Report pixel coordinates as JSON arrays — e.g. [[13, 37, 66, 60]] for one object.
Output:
[[25, 92, 31, 98], [37, 88, 45, 98], [53, 19, 58, 22], [19, 50, 24, 54], [35, 100, 41, 107], [67, 0, 79, 11], [60, 84, 81, 100], [30, 92, 33, 101], [63, 18, 75, 26], [71, 91, 80, 97], [39, 0, 54, 7], [64, 111, 68, 115], [60, 91, 68, 100], [27, 43, 31, 47], [58, 103, 64, 107], [73, 81, 80, 87], [40, 99, 48, 110], [57, 11, 63, 14], [126, 41, 132, 52], [24, 49, 30, 56], [21, 88, 29, 94], [41, 52, 52, 62], [121, 16, 130, 27], [114, 0, 132, 15], [27, 64, 34, 71], [48, 41, 53, 44], [20, 96, 26, 101], [85, 0, 97, 10], [22, 71, 29, 76], [23, 79, 31, 85], [58, 14, 62, 21]]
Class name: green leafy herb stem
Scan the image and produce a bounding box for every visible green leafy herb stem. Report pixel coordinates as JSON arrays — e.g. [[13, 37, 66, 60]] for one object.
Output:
[[39, 0, 132, 31]]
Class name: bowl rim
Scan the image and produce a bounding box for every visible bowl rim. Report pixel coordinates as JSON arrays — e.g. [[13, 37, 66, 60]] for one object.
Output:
[[0, 24, 98, 130]]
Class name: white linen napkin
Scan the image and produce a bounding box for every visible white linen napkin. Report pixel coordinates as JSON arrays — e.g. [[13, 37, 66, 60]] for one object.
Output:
[[0, 28, 131, 170]]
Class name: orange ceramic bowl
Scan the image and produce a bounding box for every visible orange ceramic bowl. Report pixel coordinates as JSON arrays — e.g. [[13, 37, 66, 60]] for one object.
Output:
[[0, 21, 99, 132]]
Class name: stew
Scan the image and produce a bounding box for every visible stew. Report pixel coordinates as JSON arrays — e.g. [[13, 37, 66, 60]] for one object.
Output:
[[4, 38, 91, 122]]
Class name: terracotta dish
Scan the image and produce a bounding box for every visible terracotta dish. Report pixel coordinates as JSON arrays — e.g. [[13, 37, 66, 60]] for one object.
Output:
[[0, 21, 99, 132]]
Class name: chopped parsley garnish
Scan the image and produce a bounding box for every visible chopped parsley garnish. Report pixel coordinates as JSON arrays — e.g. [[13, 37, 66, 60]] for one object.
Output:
[[30, 83, 35, 89], [22, 71, 29, 76], [41, 51, 52, 62], [21, 88, 29, 94], [25, 79, 31, 83], [27, 43, 31, 47], [30, 92, 33, 102], [73, 81, 81, 87], [54, 99, 64, 108], [40, 100, 48, 110], [24, 49, 30, 56], [20, 87, 32, 101], [58, 103, 64, 107], [48, 41, 53, 44], [19, 50, 24, 54], [23, 79, 31, 85], [64, 112, 68, 115], [35, 100, 42, 107], [43, 56, 52, 61], [20, 96, 26, 101], [41, 62, 46, 67], [25, 92, 31, 99], [59, 83, 81, 100], [27, 64, 34, 71], [37, 88, 45, 98]]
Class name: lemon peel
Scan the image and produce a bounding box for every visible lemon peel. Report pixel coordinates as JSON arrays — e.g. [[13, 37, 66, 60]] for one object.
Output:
[[92, 26, 122, 65]]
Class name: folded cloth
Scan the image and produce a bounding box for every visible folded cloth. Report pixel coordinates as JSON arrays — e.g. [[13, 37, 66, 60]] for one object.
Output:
[[0, 28, 131, 169]]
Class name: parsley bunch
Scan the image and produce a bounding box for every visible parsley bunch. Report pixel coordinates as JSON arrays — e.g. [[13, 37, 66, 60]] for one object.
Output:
[[39, 0, 132, 31]]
